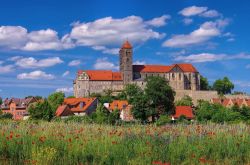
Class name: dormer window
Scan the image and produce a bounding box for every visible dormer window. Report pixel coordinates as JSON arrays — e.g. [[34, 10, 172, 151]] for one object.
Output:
[[80, 102, 84, 109]]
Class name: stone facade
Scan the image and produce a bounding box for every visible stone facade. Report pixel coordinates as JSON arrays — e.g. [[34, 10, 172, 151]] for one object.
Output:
[[74, 41, 202, 98]]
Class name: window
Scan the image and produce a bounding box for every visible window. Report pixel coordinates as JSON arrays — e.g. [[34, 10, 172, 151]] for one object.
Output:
[[172, 73, 175, 80], [80, 102, 84, 109], [179, 73, 182, 80]]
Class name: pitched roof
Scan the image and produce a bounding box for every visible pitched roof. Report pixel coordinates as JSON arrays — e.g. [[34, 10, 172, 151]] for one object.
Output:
[[2, 97, 36, 108], [173, 106, 194, 119], [78, 70, 122, 81], [172, 64, 198, 73], [55, 105, 74, 117], [133, 63, 198, 73], [121, 40, 132, 49], [109, 100, 129, 111], [63, 97, 97, 112], [133, 65, 173, 73]]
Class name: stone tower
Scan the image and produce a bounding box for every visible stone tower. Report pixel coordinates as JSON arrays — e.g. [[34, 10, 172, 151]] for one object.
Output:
[[119, 40, 133, 84]]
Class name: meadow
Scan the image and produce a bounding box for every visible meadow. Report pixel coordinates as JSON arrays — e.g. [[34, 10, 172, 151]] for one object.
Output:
[[0, 120, 250, 165]]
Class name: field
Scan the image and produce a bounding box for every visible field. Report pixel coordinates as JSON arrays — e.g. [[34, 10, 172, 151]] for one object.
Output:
[[0, 121, 250, 165]]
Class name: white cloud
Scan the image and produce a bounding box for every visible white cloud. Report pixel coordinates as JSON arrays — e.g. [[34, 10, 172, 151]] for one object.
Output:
[[15, 57, 63, 68], [163, 19, 229, 48], [8, 56, 23, 61], [0, 65, 15, 74], [69, 16, 166, 54], [17, 70, 55, 80], [62, 71, 70, 77], [0, 61, 3, 65], [246, 64, 250, 69], [56, 87, 73, 93], [93, 57, 119, 70], [200, 10, 221, 18], [133, 60, 146, 65], [179, 6, 208, 17], [183, 18, 193, 25], [0, 26, 28, 49], [22, 29, 74, 51], [175, 52, 250, 63], [146, 15, 171, 27], [68, 60, 81, 66]]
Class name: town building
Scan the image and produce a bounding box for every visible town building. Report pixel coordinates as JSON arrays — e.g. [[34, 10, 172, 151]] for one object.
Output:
[[172, 106, 194, 120], [74, 41, 201, 98], [211, 98, 250, 108], [105, 100, 134, 121], [56, 97, 98, 118], [1, 97, 37, 120]]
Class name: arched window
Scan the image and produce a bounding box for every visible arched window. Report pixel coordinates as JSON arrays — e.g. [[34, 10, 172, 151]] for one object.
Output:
[[172, 73, 175, 80]]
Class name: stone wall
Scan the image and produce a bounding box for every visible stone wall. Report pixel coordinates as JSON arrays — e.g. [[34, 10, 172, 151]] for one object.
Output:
[[175, 90, 218, 105]]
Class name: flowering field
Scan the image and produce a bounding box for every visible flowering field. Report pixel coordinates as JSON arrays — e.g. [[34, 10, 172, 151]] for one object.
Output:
[[1, 121, 250, 165]]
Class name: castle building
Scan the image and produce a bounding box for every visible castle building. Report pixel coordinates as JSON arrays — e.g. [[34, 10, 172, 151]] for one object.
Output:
[[74, 41, 201, 97]]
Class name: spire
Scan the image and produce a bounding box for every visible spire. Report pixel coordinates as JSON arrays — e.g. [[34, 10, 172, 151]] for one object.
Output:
[[121, 40, 132, 49]]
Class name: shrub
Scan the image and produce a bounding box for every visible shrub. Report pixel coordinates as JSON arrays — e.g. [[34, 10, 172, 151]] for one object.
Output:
[[0, 113, 13, 119], [155, 115, 171, 126]]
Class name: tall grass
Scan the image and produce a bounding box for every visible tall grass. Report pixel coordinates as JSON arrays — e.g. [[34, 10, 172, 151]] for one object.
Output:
[[0, 120, 250, 164]]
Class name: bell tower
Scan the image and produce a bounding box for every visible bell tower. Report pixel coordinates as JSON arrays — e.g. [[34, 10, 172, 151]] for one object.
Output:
[[119, 40, 133, 84]]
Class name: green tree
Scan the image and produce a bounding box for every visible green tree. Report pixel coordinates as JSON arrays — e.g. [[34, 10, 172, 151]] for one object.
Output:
[[175, 95, 193, 106], [28, 99, 54, 121], [0, 97, 2, 105], [0, 113, 13, 119], [117, 84, 143, 103], [67, 95, 75, 98], [48, 92, 65, 112], [131, 94, 151, 123], [213, 77, 234, 95], [93, 104, 109, 124], [200, 76, 210, 90], [144, 76, 175, 118]]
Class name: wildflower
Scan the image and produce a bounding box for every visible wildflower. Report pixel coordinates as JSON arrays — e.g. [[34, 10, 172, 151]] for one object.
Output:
[[199, 157, 206, 163]]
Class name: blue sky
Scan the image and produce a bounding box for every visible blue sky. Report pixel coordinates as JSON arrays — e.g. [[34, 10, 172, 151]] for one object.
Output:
[[0, 0, 250, 98]]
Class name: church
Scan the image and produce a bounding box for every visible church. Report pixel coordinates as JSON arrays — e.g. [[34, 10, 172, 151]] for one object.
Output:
[[74, 41, 201, 97]]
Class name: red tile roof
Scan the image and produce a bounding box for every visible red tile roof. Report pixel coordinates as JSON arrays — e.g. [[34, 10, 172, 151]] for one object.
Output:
[[109, 100, 129, 111], [55, 105, 74, 117], [122, 40, 132, 49], [78, 70, 122, 81], [133, 65, 173, 73], [172, 64, 198, 73], [173, 106, 194, 119], [63, 97, 97, 112]]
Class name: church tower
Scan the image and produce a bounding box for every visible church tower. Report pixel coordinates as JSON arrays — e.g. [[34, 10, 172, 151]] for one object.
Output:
[[119, 40, 133, 84]]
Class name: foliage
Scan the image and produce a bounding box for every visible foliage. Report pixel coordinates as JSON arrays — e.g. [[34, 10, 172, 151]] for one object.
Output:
[[91, 90, 114, 104], [145, 76, 175, 117], [92, 104, 110, 124], [213, 77, 234, 95], [175, 95, 193, 106], [155, 115, 171, 126], [1, 122, 250, 164], [48, 92, 65, 112], [67, 95, 75, 98], [64, 115, 93, 123], [0, 113, 13, 119], [200, 76, 210, 90], [117, 84, 143, 103], [108, 109, 120, 125], [28, 100, 54, 121], [195, 100, 249, 123]]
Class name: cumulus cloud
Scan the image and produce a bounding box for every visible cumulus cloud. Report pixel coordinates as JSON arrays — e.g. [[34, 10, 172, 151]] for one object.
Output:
[[62, 71, 70, 77], [15, 57, 63, 68], [145, 15, 171, 27], [69, 16, 166, 54], [163, 19, 229, 48], [0, 65, 15, 74], [68, 60, 81, 66], [56, 87, 73, 93], [0, 26, 74, 51], [200, 10, 221, 18], [93, 58, 119, 70], [175, 52, 250, 63], [17, 70, 55, 80], [133, 60, 146, 65], [179, 6, 208, 17], [179, 6, 220, 18]]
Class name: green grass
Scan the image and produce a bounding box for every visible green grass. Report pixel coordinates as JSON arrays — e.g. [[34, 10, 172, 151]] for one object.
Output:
[[0, 120, 250, 165]]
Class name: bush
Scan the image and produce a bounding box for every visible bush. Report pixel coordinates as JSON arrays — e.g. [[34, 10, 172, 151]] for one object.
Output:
[[155, 115, 171, 126], [64, 115, 93, 123], [0, 113, 13, 119]]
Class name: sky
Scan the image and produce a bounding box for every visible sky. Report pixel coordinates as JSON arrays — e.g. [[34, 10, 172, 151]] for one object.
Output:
[[0, 0, 250, 98]]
